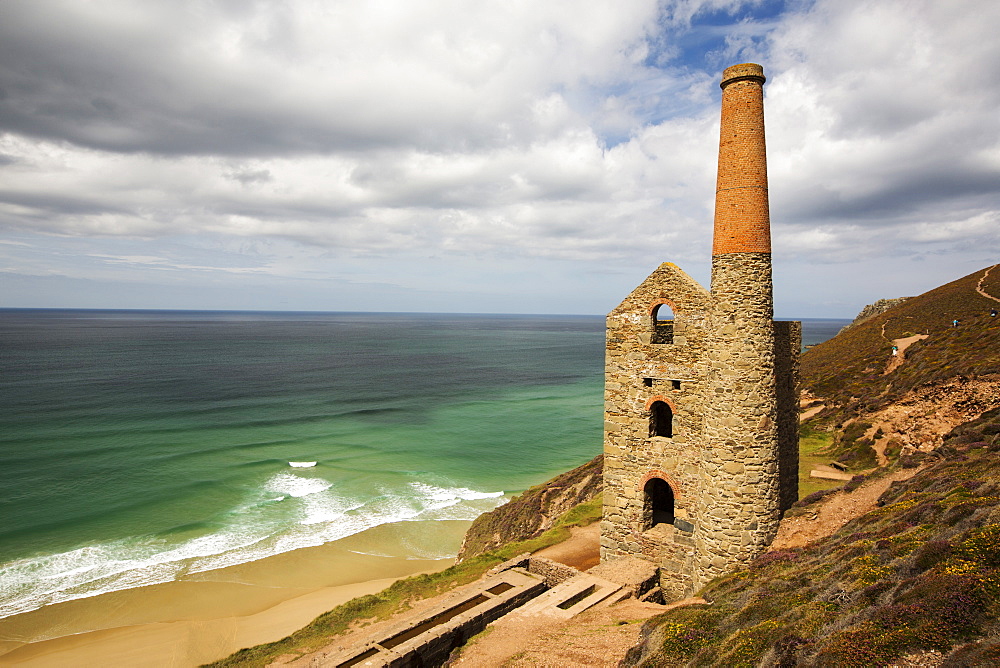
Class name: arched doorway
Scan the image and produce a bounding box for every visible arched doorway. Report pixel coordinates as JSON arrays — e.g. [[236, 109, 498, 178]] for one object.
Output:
[[643, 477, 675, 529]]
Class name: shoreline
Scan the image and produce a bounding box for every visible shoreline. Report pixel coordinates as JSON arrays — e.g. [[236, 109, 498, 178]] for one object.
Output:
[[0, 521, 467, 667]]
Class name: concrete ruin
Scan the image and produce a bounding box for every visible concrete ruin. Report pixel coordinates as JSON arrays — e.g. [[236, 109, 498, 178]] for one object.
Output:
[[324, 555, 657, 667]]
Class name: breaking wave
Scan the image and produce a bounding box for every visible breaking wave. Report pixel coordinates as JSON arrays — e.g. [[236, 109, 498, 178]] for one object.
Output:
[[0, 471, 504, 620]]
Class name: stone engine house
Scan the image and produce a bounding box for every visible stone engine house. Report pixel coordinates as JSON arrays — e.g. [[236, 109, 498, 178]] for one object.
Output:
[[600, 63, 801, 599]]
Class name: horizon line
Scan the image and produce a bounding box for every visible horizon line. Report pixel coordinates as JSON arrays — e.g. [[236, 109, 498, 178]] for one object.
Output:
[[0, 306, 852, 321]]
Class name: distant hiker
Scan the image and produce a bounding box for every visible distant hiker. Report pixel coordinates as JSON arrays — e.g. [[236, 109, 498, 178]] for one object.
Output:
[[953, 319, 959, 327], [992, 308, 997, 317], [892, 345, 898, 356]]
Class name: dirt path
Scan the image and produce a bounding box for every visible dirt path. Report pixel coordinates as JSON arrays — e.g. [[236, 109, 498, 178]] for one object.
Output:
[[801, 404, 825, 421], [532, 523, 601, 571], [799, 391, 825, 421], [772, 467, 922, 549], [975, 264, 1000, 303], [884, 333, 928, 374], [863, 422, 889, 466]]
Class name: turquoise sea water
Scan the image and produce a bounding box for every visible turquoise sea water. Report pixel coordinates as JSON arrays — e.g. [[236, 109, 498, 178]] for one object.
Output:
[[0, 310, 847, 620]]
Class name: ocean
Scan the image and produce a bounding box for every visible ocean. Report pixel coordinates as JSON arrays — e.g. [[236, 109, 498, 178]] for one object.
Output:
[[0, 310, 847, 621]]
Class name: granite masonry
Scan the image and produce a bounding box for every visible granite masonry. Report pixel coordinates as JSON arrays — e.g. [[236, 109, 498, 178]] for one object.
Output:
[[600, 63, 801, 600]]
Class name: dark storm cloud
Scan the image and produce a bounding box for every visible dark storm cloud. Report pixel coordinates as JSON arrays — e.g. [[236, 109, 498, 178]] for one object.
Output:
[[777, 163, 1000, 226], [226, 169, 274, 185], [0, 1, 649, 157]]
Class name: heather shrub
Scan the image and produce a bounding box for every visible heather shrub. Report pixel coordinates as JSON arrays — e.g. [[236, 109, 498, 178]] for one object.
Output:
[[751, 550, 800, 570], [942, 638, 1000, 667], [648, 620, 716, 661], [843, 474, 867, 493], [794, 487, 837, 507], [884, 437, 904, 459], [716, 619, 782, 668], [914, 540, 952, 571]]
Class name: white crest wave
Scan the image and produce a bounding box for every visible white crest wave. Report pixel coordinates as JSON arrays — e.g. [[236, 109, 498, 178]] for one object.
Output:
[[0, 474, 505, 620]]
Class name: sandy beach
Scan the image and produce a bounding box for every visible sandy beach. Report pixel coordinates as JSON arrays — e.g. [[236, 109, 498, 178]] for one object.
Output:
[[0, 521, 466, 667]]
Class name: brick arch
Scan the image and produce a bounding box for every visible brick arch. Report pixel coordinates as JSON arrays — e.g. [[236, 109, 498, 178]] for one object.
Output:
[[644, 395, 676, 412], [648, 299, 680, 317], [638, 469, 682, 499]]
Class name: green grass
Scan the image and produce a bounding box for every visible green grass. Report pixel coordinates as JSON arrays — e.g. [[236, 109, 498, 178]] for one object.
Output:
[[798, 424, 843, 498], [205, 493, 603, 668]]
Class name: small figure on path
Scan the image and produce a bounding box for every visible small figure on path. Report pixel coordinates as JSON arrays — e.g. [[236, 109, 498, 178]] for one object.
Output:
[[891, 345, 898, 356], [953, 319, 959, 327]]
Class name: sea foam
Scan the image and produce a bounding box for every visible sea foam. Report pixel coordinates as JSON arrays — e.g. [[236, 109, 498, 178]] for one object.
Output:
[[265, 472, 332, 498], [0, 472, 504, 620]]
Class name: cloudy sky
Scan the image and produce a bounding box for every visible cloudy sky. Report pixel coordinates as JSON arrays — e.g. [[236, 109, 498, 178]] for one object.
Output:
[[1, 0, 997, 317]]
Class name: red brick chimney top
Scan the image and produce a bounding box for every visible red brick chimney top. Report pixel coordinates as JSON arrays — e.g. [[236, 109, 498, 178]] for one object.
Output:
[[712, 63, 771, 256], [720, 63, 766, 89]]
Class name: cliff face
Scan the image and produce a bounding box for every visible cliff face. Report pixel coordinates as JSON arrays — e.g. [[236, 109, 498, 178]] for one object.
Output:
[[839, 297, 911, 333], [456, 454, 602, 562]]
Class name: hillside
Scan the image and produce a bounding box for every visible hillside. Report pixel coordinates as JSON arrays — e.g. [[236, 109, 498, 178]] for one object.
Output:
[[802, 264, 1000, 418], [456, 454, 602, 562], [623, 407, 1000, 666]]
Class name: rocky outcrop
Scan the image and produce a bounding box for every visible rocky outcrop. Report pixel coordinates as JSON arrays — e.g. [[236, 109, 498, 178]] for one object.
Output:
[[840, 297, 911, 332], [863, 373, 1000, 453], [456, 455, 602, 562]]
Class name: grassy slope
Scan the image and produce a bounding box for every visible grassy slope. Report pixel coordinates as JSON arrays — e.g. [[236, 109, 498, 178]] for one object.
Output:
[[796, 425, 843, 497], [626, 408, 1000, 667], [802, 265, 1000, 417]]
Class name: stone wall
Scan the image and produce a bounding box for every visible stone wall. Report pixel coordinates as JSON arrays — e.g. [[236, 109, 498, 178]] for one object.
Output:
[[525, 557, 582, 587], [601, 262, 711, 599], [775, 320, 802, 513], [697, 252, 779, 586], [599, 255, 800, 597]]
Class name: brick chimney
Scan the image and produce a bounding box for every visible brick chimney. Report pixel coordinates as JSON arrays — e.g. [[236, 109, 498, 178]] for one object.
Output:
[[712, 63, 770, 256], [699, 63, 781, 585]]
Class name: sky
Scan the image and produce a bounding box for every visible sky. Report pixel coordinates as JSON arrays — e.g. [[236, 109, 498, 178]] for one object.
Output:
[[0, 0, 997, 318]]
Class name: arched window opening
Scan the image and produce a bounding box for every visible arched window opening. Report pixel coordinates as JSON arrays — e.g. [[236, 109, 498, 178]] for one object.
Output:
[[649, 400, 673, 438], [643, 478, 675, 529], [651, 304, 674, 344]]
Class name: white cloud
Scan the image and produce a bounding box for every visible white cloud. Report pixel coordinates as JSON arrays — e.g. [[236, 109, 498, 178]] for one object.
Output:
[[0, 0, 997, 315]]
